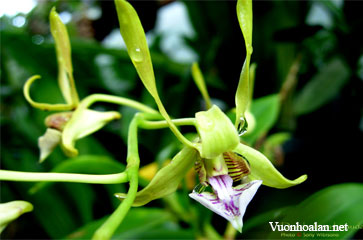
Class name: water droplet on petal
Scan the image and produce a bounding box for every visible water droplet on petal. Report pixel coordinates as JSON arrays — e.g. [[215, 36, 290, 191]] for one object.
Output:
[[247, 44, 253, 54], [130, 47, 144, 63], [237, 116, 248, 136]]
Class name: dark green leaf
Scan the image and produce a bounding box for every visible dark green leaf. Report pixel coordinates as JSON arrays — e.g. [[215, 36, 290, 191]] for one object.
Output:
[[67, 208, 193, 239], [294, 58, 350, 115], [269, 183, 363, 239], [30, 155, 125, 193], [243, 94, 280, 144]]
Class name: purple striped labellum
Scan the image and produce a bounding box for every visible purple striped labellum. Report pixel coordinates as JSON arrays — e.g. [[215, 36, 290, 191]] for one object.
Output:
[[189, 174, 262, 232]]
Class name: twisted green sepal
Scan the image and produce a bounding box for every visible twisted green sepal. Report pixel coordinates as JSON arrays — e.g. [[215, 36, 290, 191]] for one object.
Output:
[[23, 75, 75, 111], [115, 146, 198, 206], [235, 0, 253, 130], [23, 8, 79, 111], [114, 0, 193, 149], [0, 201, 33, 233], [234, 143, 307, 188], [195, 105, 239, 159], [50, 7, 79, 106], [191, 62, 212, 109]]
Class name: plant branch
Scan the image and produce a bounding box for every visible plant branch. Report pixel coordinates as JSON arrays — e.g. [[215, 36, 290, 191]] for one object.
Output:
[[92, 114, 141, 240], [0, 170, 128, 184], [139, 118, 196, 130], [81, 94, 160, 115]]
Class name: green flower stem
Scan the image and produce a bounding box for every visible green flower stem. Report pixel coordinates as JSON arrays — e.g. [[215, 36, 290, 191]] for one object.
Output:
[[80, 94, 160, 115], [139, 118, 196, 130], [224, 222, 237, 240], [93, 114, 141, 240], [204, 223, 223, 240], [0, 170, 128, 184], [163, 193, 192, 223]]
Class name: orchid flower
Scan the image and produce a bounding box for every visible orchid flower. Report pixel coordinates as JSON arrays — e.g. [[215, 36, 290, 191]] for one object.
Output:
[[23, 8, 157, 162], [113, 0, 307, 233], [0, 0, 308, 239]]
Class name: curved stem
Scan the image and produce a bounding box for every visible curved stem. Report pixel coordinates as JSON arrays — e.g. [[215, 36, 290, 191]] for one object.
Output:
[[93, 114, 141, 240], [139, 118, 196, 130], [224, 222, 237, 240], [93, 168, 138, 240], [81, 94, 160, 115], [0, 170, 128, 184]]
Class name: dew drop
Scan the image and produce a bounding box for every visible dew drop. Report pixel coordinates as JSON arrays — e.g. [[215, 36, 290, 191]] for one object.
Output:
[[130, 47, 144, 63], [237, 116, 248, 136], [247, 44, 253, 54]]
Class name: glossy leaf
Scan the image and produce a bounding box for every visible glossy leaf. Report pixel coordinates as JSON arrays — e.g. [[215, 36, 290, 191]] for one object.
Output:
[[68, 208, 193, 239], [270, 183, 363, 239], [243, 206, 292, 233], [294, 58, 350, 115], [30, 155, 125, 193]]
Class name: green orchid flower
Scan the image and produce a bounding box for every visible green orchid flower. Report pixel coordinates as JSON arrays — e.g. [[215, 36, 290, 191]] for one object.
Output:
[[0, 0, 308, 238], [113, 0, 307, 233], [24, 8, 140, 162]]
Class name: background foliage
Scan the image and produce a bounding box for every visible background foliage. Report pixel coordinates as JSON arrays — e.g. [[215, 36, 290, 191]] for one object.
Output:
[[1, 0, 362, 239]]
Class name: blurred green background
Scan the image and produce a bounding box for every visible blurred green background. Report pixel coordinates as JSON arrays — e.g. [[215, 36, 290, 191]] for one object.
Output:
[[1, 0, 362, 239]]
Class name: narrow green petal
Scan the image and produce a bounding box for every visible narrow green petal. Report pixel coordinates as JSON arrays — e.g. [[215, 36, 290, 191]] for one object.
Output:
[[38, 128, 62, 163], [62, 109, 121, 157], [195, 105, 239, 159], [191, 62, 212, 109], [114, 0, 155, 96], [115, 146, 198, 206], [234, 143, 307, 188], [248, 63, 257, 107], [235, 0, 253, 129], [23, 75, 74, 111], [114, 0, 193, 148], [0, 201, 33, 233], [50, 7, 79, 105]]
